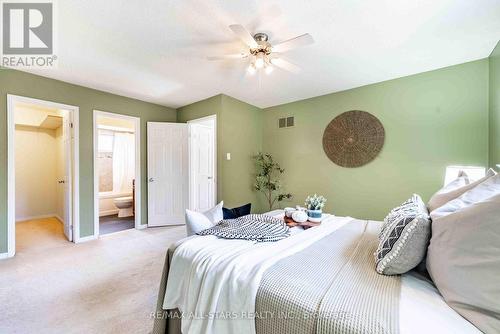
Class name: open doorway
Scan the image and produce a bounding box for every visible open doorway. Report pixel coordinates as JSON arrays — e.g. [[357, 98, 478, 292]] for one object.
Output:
[[188, 115, 217, 212], [7, 95, 80, 257], [93, 111, 141, 236]]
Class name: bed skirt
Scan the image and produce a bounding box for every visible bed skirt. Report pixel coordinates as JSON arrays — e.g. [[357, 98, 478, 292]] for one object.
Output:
[[152, 248, 181, 334]]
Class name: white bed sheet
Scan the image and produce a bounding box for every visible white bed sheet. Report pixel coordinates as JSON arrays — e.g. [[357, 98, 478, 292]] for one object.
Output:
[[400, 271, 480, 333]]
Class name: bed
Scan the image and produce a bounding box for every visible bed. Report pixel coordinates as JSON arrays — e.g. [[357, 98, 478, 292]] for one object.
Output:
[[152, 211, 480, 334]]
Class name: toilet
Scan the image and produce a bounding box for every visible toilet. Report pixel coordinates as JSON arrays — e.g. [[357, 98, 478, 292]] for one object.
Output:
[[113, 196, 134, 218]]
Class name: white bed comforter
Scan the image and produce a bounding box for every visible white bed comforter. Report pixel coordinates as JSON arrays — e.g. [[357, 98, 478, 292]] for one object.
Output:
[[163, 213, 481, 334], [163, 215, 352, 334]]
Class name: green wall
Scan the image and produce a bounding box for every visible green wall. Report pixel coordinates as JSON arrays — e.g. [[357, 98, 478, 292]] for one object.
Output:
[[490, 41, 500, 168], [0, 69, 176, 252], [178, 94, 263, 212], [263, 59, 489, 220]]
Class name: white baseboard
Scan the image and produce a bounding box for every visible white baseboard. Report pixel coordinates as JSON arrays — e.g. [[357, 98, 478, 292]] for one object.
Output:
[[54, 215, 64, 223], [16, 213, 58, 222], [0, 252, 11, 260], [75, 235, 98, 243], [136, 223, 147, 230], [99, 209, 119, 217]]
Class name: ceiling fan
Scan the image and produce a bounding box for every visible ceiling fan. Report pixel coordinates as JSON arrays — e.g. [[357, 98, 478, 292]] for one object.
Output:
[[207, 24, 314, 75]]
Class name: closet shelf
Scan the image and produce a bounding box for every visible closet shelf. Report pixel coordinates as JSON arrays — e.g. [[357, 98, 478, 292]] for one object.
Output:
[[39, 115, 63, 129]]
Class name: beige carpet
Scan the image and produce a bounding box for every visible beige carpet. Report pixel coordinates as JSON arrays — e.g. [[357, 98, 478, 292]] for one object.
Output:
[[0, 218, 185, 334]]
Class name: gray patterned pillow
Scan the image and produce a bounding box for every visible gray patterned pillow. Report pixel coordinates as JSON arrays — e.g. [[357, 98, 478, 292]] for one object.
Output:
[[375, 194, 431, 275]]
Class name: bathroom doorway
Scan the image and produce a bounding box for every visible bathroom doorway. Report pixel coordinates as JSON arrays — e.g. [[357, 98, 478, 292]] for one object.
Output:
[[93, 111, 141, 236], [6, 95, 80, 258]]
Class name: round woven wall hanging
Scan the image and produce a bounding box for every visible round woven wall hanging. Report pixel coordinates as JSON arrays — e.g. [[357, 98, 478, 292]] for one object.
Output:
[[322, 110, 385, 168]]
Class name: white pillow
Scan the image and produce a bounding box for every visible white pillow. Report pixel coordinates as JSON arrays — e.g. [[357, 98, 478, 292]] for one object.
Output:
[[185, 201, 223, 236], [428, 169, 497, 212], [431, 173, 500, 220]]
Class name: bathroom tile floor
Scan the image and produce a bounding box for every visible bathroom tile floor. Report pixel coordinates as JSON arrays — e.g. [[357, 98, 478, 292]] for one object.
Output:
[[99, 214, 135, 235]]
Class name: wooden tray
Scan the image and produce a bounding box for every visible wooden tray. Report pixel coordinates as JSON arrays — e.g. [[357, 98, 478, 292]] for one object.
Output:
[[284, 216, 321, 230]]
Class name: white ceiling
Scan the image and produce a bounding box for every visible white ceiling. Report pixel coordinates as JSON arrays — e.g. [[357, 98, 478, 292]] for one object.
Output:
[[23, 0, 500, 109]]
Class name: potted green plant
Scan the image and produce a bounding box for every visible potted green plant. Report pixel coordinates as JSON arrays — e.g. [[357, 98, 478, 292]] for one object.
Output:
[[253, 153, 292, 211], [305, 194, 327, 222]]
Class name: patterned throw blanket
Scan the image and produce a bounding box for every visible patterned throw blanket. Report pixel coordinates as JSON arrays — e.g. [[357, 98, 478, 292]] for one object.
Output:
[[197, 214, 290, 242]]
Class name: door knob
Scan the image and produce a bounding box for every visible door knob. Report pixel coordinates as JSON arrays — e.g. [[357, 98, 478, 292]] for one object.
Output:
[[207, 176, 213, 180], [148, 178, 154, 182]]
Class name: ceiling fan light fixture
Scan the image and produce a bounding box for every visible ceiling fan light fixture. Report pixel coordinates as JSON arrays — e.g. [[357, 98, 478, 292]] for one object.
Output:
[[209, 25, 313, 76], [247, 64, 256, 75], [255, 53, 265, 69]]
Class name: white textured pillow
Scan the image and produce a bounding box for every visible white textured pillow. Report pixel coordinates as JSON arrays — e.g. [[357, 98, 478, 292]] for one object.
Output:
[[431, 173, 500, 220], [428, 169, 496, 212], [185, 201, 223, 236]]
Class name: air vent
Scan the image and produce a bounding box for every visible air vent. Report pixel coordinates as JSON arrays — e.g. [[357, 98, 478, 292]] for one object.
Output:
[[278, 116, 295, 128], [278, 118, 286, 128]]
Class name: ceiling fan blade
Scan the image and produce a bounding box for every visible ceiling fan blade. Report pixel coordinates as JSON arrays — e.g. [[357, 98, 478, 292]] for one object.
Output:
[[207, 54, 247, 61], [229, 24, 258, 49], [271, 58, 301, 73], [272, 33, 314, 53]]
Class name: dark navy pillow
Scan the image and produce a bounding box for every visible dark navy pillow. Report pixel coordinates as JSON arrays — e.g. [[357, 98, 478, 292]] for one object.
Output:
[[222, 203, 251, 219]]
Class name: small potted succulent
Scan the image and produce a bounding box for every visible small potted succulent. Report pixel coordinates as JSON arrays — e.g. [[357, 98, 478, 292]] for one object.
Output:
[[305, 194, 327, 222]]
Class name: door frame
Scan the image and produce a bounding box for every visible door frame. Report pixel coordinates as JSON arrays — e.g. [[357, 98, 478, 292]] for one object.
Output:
[[187, 115, 217, 210], [93, 110, 142, 238], [6, 94, 80, 258]]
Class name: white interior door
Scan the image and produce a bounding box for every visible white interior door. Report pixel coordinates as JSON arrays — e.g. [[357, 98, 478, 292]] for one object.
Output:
[[147, 122, 188, 226], [62, 112, 73, 241], [190, 123, 215, 211]]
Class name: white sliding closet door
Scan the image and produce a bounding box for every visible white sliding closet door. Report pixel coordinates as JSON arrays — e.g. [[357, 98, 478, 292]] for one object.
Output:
[[147, 122, 188, 226]]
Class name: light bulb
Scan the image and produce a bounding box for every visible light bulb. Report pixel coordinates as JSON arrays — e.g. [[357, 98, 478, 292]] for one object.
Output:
[[255, 53, 265, 69], [265, 65, 274, 75], [247, 64, 256, 75]]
